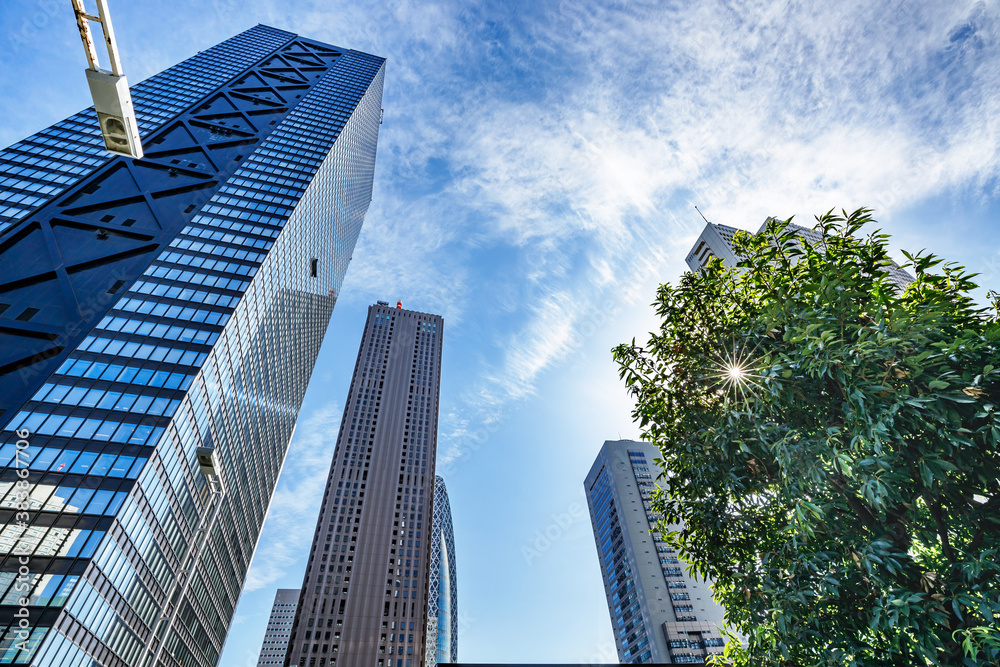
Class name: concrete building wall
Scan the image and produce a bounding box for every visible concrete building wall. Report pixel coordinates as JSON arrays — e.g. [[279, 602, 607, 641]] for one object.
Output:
[[586, 440, 727, 664], [687, 219, 913, 289], [684, 222, 742, 272], [286, 302, 443, 667], [258, 589, 300, 666]]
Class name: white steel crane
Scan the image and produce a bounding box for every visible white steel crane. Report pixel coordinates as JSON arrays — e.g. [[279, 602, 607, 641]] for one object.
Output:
[[71, 0, 143, 158]]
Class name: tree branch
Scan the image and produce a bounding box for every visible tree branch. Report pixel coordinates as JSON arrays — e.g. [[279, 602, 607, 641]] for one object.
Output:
[[924, 491, 956, 563]]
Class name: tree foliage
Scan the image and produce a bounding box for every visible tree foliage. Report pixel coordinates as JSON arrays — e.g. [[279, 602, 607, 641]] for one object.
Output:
[[613, 209, 1000, 666]]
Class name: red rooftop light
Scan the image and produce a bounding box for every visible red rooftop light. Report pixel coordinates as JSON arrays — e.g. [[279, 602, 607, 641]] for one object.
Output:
[[396, 301, 402, 309]]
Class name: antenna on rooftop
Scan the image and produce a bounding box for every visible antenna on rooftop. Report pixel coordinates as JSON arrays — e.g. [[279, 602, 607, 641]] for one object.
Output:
[[694, 205, 711, 225]]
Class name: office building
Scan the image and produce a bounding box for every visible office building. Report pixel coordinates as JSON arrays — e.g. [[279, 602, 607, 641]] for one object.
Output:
[[258, 589, 300, 666], [684, 222, 743, 273], [685, 219, 913, 288], [424, 476, 457, 666], [585, 440, 727, 664], [284, 302, 444, 667], [0, 25, 384, 667]]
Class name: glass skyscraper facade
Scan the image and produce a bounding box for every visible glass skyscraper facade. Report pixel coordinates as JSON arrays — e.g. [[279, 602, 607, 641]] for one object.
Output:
[[285, 302, 443, 667], [585, 440, 728, 664], [0, 25, 384, 667], [424, 476, 457, 667]]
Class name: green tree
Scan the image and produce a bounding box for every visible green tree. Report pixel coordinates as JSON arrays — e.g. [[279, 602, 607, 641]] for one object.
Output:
[[613, 209, 1000, 666]]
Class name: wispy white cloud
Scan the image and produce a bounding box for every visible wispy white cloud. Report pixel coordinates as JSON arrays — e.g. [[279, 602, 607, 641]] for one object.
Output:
[[8, 1, 998, 663], [12, 0, 999, 481], [485, 291, 579, 402], [395, 0, 1000, 421]]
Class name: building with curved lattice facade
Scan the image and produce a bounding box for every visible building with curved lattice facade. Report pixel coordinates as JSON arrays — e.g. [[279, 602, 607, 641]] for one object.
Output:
[[425, 476, 458, 666]]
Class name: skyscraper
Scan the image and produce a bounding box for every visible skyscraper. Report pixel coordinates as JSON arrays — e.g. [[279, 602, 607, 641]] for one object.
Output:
[[585, 440, 728, 664], [0, 25, 384, 667], [258, 590, 300, 667], [424, 476, 457, 667], [284, 302, 443, 667], [684, 221, 743, 273], [685, 219, 913, 288]]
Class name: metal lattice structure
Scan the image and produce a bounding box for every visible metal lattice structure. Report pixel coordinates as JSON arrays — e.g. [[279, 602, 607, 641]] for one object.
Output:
[[0, 24, 386, 667], [425, 475, 458, 666], [0, 34, 343, 428]]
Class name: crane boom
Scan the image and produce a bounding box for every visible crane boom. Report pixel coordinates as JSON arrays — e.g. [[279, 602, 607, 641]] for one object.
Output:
[[71, 0, 143, 158]]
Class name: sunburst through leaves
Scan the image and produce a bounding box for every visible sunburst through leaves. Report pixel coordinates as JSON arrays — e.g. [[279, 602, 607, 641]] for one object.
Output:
[[706, 341, 763, 402]]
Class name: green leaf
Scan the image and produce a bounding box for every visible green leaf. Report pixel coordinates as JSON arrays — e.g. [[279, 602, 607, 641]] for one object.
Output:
[[616, 206, 1000, 665]]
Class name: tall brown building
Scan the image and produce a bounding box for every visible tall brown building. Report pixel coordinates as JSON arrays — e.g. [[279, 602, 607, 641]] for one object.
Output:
[[285, 301, 443, 667]]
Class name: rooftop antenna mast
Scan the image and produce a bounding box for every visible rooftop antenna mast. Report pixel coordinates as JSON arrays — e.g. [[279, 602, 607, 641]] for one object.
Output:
[[694, 205, 711, 225], [71, 0, 144, 158]]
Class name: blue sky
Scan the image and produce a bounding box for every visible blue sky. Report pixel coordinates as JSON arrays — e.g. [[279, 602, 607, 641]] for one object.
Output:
[[3, 0, 1000, 664]]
